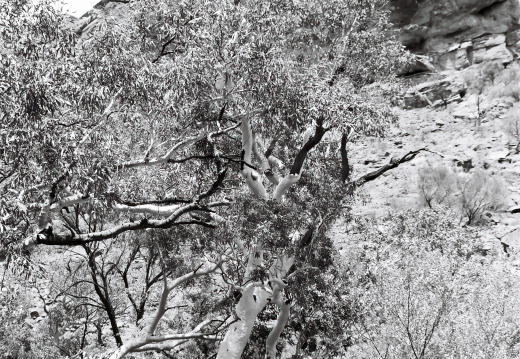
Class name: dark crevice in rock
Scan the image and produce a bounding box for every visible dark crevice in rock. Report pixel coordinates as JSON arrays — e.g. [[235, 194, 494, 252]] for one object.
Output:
[[444, 28, 471, 39], [405, 38, 427, 53], [477, 0, 507, 16], [467, 46, 474, 65], [397, 68, 431, 77]]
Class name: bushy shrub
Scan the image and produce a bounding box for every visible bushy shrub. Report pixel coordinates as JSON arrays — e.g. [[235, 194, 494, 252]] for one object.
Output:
[[480, 61, 504, 84], [417, 165, 508, 225], [462, 61, 520, 102], [457, 169, 508, 225], [344, 208, 520, 359]]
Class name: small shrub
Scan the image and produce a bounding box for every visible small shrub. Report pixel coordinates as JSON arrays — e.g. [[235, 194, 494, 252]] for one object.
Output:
[[503, 103, 520, 152], [461, 67, 486, 95], [480, 60, 504, 84], [418, 165, 456, 208]]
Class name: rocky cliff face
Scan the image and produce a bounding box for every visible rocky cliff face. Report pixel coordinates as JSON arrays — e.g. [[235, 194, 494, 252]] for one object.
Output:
[[390, 0, 520, 71]]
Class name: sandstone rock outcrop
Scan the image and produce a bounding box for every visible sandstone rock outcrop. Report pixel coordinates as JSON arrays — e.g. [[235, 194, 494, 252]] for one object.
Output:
[[390, 0, 520, 71], [403, 76, 467, 108]]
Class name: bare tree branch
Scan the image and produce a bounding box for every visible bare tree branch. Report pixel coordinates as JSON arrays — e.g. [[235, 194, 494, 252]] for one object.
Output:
[[109, 252, 231, 359], [346, 148, 440, 194], [119, 122, 240, 169], [78, 89, 122, 147], [29, 201, 228, 246], [340, 132, 350, 183]]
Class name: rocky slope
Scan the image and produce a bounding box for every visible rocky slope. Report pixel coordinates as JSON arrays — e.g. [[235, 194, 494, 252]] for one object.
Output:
[[334, 64, 520, 263]]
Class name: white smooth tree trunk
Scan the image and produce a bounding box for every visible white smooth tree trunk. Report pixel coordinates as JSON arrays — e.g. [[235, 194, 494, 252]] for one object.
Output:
[[216, 283, 270, 358]]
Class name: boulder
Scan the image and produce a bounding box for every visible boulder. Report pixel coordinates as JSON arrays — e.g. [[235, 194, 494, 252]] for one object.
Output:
[[451, 100, 479, 120], [403, 77, 466, 109], [509, 206, 520, 213], [500, 226, 520, 250], [398, 55, 436, 76], [436, 42, 473, 70], [474, 43, 514, 64]]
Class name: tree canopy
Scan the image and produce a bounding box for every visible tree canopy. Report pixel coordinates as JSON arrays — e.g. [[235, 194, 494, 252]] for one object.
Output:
[[0, 0, 410, 357]]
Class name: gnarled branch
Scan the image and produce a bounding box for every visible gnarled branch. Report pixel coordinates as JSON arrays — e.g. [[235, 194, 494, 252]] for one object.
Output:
[[272, 119, 328, 202]]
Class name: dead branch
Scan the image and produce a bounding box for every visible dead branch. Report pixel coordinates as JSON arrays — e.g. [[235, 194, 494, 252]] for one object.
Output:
[[346, 148, 438, 195]]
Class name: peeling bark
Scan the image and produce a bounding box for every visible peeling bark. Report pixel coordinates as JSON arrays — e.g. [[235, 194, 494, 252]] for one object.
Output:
[[112, 202, 180, 215]]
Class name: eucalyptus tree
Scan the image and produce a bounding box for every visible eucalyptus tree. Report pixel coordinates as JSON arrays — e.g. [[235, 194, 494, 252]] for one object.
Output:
[[0, 0, 412, 357]]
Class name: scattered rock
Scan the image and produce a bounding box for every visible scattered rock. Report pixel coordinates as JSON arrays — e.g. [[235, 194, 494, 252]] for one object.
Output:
[[499, 227, 520, 250], [364, 159, 379, 165], [474, 42, 513, 65], [453, 158, 475, 172], [30, 310, 40, 319], [487, 149, 511, 162], [451, 95, 479, 120], [398, 55, 437, 76], [509, 206, 520, 214]]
